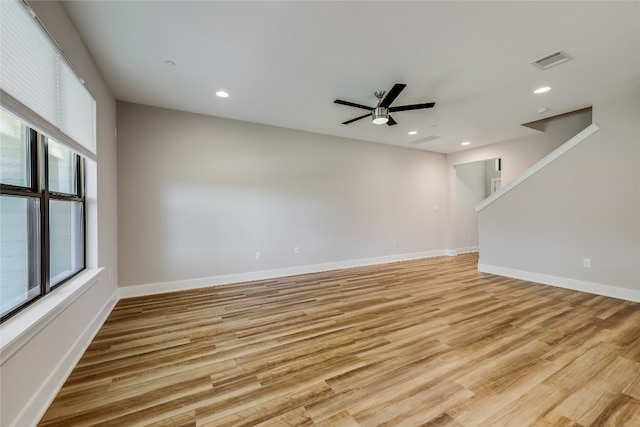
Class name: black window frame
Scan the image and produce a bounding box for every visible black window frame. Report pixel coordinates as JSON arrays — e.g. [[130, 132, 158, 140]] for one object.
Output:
[[0, 122, 86, 322]]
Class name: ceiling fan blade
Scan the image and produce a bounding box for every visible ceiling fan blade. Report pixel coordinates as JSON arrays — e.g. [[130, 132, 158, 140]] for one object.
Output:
[[342, 112, 371, 125], [380, 83, 406, 108], [387, 116, 397, 126], [389, 102, 435, 112], [334, 99, 373, 111]]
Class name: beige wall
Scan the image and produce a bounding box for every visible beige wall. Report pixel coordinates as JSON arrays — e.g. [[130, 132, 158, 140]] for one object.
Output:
[[478, 92, 639, 296], [117, 102, 449, 288], [0, 2, 118, 426]]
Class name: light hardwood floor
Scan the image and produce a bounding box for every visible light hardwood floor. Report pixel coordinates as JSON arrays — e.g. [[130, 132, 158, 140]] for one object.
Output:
[[40, 254, 640, 426]]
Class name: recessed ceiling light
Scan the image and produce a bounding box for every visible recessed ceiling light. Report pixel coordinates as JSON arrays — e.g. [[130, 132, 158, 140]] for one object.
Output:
[[461, 141, 471, 146], [216, 90, 230, 98], [534, 86, 551, 94], [408, 131, 417, 135]]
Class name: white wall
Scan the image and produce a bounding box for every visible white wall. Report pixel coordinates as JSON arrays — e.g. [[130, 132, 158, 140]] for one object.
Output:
[[445, 108, 592, 254], [117, 102, 448, 290], [0, 2, 118, 426], [448, 108, 592, 185], [478, 92, 639, 300], [453, 161, 486, 252]]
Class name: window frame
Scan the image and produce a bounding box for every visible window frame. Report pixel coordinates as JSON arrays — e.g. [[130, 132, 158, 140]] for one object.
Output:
[[0, 120, 86, 321]]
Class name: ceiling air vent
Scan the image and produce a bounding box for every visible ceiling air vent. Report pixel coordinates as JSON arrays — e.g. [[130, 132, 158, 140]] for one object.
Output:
[[409, 135, 440, 145], [531, 50, 572, 70]]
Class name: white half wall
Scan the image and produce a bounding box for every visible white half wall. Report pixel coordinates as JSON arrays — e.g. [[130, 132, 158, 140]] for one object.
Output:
[[117, 102, 449, 289], [0, 2, 119, 426], [477, 92, 640, 301]]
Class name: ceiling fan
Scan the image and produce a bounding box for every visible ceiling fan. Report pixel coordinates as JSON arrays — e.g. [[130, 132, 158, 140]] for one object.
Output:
[[334, 83, 435, 126]]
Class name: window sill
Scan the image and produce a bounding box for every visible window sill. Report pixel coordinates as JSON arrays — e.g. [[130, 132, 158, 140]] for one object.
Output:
[[0, 267, 104, 365]]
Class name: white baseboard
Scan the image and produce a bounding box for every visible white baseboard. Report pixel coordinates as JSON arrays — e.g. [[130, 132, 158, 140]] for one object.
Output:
[[119, 250, 449, 298], [14, 289, 119, 427], [478, 263, 640, 303], [444, 247, 479, 256], [456, 246, 479, 255]]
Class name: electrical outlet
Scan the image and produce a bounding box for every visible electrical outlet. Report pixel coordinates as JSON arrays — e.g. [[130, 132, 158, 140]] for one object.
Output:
[[583, 258, 591, 268], [392, 240, 396, 247], [294, 247, 300, 254], [255, 251, 261, 260]]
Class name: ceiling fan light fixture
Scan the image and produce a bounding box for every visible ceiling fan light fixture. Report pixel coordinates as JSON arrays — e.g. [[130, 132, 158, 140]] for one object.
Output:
[[372, 107, 389, 125]]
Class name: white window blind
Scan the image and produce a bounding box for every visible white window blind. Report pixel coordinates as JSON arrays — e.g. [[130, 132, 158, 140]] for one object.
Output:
[[0, 0, 96, 158], [58, 59, 96, 154]]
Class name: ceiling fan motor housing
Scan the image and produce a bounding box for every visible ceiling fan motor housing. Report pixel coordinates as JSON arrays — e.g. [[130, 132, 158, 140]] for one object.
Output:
[[372, 106, 389, 124]]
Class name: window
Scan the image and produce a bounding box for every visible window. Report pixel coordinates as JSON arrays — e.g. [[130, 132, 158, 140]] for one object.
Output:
[[0, 0, 94, 322], [0, 110, 85, 320]]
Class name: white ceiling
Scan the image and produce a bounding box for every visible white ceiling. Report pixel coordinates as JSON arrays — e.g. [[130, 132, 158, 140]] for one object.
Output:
[[61, 1, 639, 154]]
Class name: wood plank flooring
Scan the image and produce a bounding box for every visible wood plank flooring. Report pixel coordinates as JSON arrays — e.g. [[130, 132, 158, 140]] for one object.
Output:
[[39, 254, 640, 426]]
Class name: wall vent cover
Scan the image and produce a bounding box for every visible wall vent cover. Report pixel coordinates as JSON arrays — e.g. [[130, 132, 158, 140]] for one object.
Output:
[[531, 50, 572, 70]]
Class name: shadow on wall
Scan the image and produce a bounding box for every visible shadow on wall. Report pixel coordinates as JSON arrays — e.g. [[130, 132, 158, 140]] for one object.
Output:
[[453, 158, 501, 253]]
